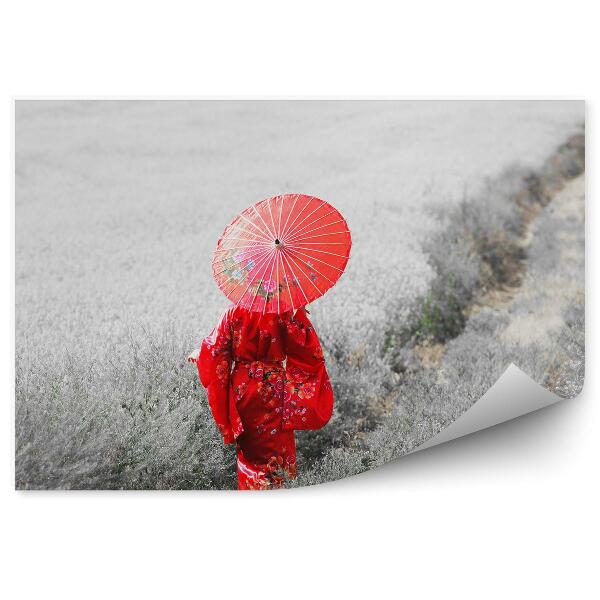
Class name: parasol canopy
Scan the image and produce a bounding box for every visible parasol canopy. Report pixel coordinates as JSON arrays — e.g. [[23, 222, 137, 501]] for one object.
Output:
[[212, 193, 351, 314]]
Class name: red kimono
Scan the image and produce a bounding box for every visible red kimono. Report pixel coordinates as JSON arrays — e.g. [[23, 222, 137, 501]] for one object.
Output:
[[196, 305, 334, 490]]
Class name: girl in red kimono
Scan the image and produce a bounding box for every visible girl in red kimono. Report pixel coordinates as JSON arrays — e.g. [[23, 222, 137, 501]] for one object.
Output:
[[191, 304, 333, 490]]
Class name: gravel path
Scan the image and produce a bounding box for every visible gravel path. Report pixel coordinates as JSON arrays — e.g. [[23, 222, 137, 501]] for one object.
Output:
[[501, 174, 585, 348]]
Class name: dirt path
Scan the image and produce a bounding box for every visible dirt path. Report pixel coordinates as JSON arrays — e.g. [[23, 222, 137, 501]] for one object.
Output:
[[501, 175, 584, 347]]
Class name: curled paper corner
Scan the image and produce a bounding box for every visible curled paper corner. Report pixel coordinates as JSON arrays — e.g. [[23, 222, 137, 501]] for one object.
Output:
[[412, 363, 562, 454]]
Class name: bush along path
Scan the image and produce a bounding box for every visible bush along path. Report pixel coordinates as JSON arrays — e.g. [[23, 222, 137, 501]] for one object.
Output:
[[292, 131, 585, 487]]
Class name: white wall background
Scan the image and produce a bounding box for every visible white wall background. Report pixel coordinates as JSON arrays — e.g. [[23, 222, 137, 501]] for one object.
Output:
[[2, 2, 597, 599]]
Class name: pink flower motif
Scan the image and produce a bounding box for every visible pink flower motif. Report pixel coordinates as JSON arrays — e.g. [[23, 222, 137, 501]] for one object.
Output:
[[249, 361, 264, 379], [284, 381, 295, 402], [215, 359, 229, 383], [262, 279, 277, 293], [288, 366, 308, 383], [234, 250, 248, 264], [298, 381, 316, 399]]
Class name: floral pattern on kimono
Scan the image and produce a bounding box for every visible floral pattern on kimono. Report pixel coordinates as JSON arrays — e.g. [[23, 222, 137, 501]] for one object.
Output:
[[196, 305, 333, 490]]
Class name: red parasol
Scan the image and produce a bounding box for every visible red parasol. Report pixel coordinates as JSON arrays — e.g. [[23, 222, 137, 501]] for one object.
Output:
[[212, 193, 351, 314]]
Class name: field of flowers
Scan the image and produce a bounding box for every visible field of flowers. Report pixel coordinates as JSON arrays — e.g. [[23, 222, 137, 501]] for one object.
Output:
[[15, 100, 584, 489]]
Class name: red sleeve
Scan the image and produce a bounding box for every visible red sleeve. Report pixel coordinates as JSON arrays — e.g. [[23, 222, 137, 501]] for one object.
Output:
[[282, 308, 334, 431], [197, 308, 243, 444]]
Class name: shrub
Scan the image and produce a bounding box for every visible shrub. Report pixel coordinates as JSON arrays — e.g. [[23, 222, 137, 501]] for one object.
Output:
[[15, 329, 235, 490]]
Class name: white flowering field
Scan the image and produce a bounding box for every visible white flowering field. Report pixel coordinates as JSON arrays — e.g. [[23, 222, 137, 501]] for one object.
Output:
[[16, 101, 582, 357]]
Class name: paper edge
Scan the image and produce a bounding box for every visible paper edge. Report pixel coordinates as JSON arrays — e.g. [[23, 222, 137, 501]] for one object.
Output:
[[412, 363, 562, 453]]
